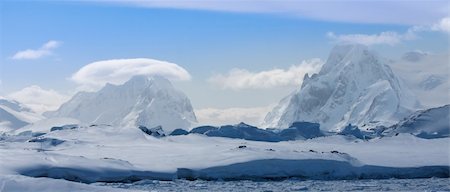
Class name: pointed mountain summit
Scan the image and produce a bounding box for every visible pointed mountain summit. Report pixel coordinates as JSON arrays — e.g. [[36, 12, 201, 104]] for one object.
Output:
[[45, 75, 197, 132], [263, 44, 420, 131]]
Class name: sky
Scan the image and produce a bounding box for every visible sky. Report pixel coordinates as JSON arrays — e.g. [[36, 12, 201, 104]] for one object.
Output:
[[0, 0, 449, 125]]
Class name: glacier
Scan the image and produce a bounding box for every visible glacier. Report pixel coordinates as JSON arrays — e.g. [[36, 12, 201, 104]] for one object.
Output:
[[263, 44, 421, 131]]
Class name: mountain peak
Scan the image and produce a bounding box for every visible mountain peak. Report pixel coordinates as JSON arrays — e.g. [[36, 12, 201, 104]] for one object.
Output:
[[329, 44, 368, 60], [122, 75, 173, 89], [46, 75, 197, 132], [127, 75, 171, 84], [263, 45, 419, 131], [320, 43, 371, 75]]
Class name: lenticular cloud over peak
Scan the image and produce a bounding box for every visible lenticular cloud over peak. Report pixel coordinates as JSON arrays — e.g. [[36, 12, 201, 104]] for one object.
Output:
[[71, 58, 191, 91]]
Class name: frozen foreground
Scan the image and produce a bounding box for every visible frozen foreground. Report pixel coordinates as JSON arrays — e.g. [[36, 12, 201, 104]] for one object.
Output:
[[97, 178, 450, 191], [0, 123, 449, 191]]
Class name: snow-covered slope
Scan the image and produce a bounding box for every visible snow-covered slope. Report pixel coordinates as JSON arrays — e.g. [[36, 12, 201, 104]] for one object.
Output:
[[15, 117, 81, 133], [0, 126, 448, 183], [384, 104, 450, 139], [0, 98, 42, 132], [45, 76, 197, 133], [263, 44, 420, 131]]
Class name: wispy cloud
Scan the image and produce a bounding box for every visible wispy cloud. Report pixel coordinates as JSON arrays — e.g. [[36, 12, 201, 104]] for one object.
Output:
[[326, 31, 415, 46], [71, 58, 191, 91], [430, 17, 450, 34], [12, 40, 62, 60], [109, 1, 448, 25], [209, 59, 323, 90], [327, 16, 450, 46], [7, 85, 70, 114]]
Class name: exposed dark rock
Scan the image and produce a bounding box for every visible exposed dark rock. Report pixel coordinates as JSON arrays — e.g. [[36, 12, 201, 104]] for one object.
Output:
[[170, 128, 189, 136], [50, 124, 79, 132], [138, 125, 165, 138], [28, 137, 65, 146], [189, 126, 218, 134]]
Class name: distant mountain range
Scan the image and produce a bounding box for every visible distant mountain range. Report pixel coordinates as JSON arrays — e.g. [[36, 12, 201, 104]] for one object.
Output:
[[2, 44, 447, 136]]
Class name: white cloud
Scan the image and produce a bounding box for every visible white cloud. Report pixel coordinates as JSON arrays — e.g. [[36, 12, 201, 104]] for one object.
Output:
[[109, 1, 448, 25], [326, 31, 415, 46], [71, 58, 191, 91], [209, 59, 323, 90], [12, 40, 62, 60], [195, 106, 273, 127], [7, 85, 70, 114], [431, 17, 450, 34], [327, 16, 450, 46]]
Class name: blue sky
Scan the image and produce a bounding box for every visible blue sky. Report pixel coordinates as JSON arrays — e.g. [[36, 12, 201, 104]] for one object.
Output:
[[0, 1, 449, 123]]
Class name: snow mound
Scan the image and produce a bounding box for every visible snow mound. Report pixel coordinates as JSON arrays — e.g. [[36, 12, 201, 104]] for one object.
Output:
[[263, 44, 420, 131], [278, 122, 324, 140], [201, 123, 282, 142], [170, 128, 189, 136], [338, 124, 365, 139], [15, 117, 80, 133], [45, 75, 197, 133]]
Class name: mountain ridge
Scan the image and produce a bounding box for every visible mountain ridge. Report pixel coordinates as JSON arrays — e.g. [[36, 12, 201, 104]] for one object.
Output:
[[263, 44, 421, 131], [45, 75, 197, 132]]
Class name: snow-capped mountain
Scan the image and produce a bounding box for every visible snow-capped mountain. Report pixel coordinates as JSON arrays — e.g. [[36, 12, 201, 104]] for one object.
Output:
[[263, 44, 420, 131], [45, 75, 197, 132], [0, 98, 42, 132], [384, 104, 449, 139]]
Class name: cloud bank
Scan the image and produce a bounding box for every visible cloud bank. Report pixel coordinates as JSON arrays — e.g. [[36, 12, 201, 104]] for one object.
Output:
[[209, 59, 323, 90], [195, 106, 272, 127], [12, 40, 62, 60], [8, 85, 70, 114], [71, 58, 191, 91]]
